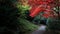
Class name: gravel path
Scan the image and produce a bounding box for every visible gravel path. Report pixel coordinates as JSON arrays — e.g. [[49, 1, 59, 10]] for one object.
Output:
[[31, 25, 46, 34]]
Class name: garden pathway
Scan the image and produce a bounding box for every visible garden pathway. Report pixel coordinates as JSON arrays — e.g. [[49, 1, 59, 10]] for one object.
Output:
[[31, 25, 47, 34]]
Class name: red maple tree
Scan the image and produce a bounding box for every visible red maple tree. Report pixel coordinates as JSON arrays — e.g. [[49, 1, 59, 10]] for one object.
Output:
[[28, 0, 58, 18]]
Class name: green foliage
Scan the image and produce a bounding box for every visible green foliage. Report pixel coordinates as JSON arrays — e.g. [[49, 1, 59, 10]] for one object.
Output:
[[19, 18, 38, 34], [47, 17, 60, 31], [17, 3, 38, 34], [32, 12, 46, 24], [17, 4, 30, 18]]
